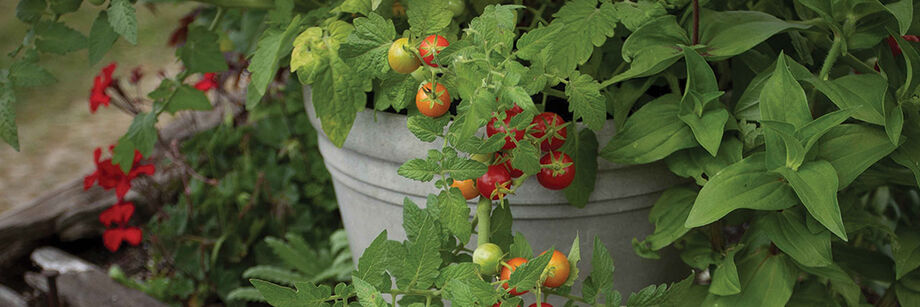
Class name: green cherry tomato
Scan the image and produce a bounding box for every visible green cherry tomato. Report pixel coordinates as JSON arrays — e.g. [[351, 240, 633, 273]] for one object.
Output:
[[472, 243, 503, 275], [446, 0, 466, 17], [388, 38, 421, 74]]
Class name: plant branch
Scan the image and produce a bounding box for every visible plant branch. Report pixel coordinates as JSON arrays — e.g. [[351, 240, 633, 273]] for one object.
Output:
[[818, 36, 843, 80], [692, 0, 700, 45], [477, 197, 492, 246]]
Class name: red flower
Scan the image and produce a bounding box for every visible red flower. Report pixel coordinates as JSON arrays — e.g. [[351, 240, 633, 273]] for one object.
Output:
[[886, 35, 920, 57], [89, 63, 117, 113], [194, 73, 219, 92], [99, 202, 135, 227], [103, 226, 142, 252], [84, 146, 156, 201]]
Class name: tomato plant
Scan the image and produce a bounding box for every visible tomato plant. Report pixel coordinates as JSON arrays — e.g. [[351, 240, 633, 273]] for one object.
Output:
[[418, 35, 450, 67], [540, 250, 570, 288], [536, 152, 574, 190], [478, 164, 512, 200], [530, 112, 567, 152], [416, 82, 451, 118], [487, 107, 529, 150], [473, 243, 503, 275], [500, 257, 530, 296], [388, 38, 421, 74]]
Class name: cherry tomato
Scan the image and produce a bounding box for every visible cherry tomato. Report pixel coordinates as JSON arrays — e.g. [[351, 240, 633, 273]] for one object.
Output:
[[416, 82, 451, 117], [495, 152, 523, 178], [418, 35, 449, 67], [528, 304, 553, 307], [451, 179, 479, 200], [446, 0, 466, 17], [537, 151, 575, 190], [388, 38, 420, 74], [540, 250, 571, 288], [500, 257, 529, 296], [473, 243, 503, 275], [487, 108, 528, 150], [530, 112, 567, 152], [477, 165, 512, 200]]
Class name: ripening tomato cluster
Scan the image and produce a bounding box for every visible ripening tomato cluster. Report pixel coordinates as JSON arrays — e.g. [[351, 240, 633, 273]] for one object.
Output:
[[387, 34, 454, 118], [472, 243, 571, 305]]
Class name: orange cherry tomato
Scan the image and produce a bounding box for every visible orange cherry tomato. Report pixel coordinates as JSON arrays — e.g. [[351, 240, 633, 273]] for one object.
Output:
[[451, 179, 479, 200], [416, 82, 451, 117], [500, 257, 529, 296], [540, 250, 571, 288]]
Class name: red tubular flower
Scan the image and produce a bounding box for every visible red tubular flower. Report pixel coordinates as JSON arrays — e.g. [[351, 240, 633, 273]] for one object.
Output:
[[99, 202, 135, 227], [84, 146, 156, 201], [89, 63, 117, 113], [194, 73, 219, 91], [103, 226, 142, 252], [886, 35, 920, 57]]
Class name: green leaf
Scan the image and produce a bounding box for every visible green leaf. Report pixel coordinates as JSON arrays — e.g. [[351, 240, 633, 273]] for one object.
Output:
[[375, 73, 418, 111], [818, 125, 897, 189], [686, 153, 798, 228], [340, 13, 396, 79], [892, 128, 920, 188], [796, 263, 860, 307], [35, 21, 87, 54], [518, 0, 618, 76], [162, 85, 213, 114], [291, 27, 328, 84], [897, 283, 920, 307], [250, 280, 332, 307], [776, 161, 847, 241], [817, 74, 887, 125], [608, 16, 689, 83], [679, 47, 727, 156], [760, 210, 832, 267], [565, 71, 607, 131], [436, 189, 471, 244], [612, 0, 666, 31], [563, 234, 581, 287], [353, 277, 387, 307], [585, 237, 615, 303], [0, 73, 18, 151], [249, 16, 307, 108], [894, 226, 920, 280], [563, 129, 598, 208], [398, 158, 439, 182], [407, 0, 452, 36], [507, 249, 553, 293], [699, 10, 809, 59], [885, 0, 913, 35], [760, 54, 812, 169], [509, 232, 533, 259], [112, 112, 158, 173], [600, 94, 696, 164], [886, 104, 904, 145], [311, 54, 366, 147], [510, 142, 540, 175], [108, 0, 137, 44], [892, 33, 920, 100], [436, 263, 478, 288], [702, 252, 797, 307], [489, 203, 514, 253], [665, 137, 743, 185], [354, 231, 400, 289], [9, 59, 56, 88], [641, 187, 696, 251], [243, 266, 307, 286], [407, 115, 448, 142], [268, 0, 294, 25], [335, 0, 380, 15], [795, 109, 853, 155], [89, 11, 119, 66], [49, 0, 80, 17], [16, 0, 46, 23], [709, 246, 743, 296], [762, 121, 806, 170], [178, 26, 228, 75], [394, 199, 442, 289]]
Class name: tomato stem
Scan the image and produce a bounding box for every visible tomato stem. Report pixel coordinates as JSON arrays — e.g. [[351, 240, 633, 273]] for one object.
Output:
[[476, 197, 492, 246]]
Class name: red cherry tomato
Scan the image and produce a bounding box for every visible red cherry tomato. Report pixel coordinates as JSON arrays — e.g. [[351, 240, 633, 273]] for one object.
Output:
[[487, 109, 528, 150], [537, 151, 575, 190], [494, 152, 523, 178], [530, 112, 567, 152], [419, 35, 449, 67], [477, 165, 512, 200], [416, 82, 451, 117], [500, 257, 529, 296], [540, 250, 571, 288]]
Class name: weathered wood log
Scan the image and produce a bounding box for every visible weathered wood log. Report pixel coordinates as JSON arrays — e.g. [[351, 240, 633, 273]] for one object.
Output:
[[0, 102, 242, 269], [25, 246, 167, 307], [0, 284, 27, 307]]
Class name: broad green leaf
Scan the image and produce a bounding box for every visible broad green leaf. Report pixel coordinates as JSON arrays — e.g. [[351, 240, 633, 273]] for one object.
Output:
[[509, 232, 533, 259], [89, 12, 118, 66], [818, 125, 897, 189], [760, 210, 832, 267], [834, 244, 895, 282], [609, 77, 657, 131], [395, 199, 442, 289], [897, 283, 920, 307], [892, 128, 920, 188], [699, 10, 809, 59], [795, 109, 853, 154], [250, 280, 332, 307], [407, 0, 452, 36], [34, 21, 87, 54], [702, 252, 796, 307], [507, 249, 553, 293], [340, 13, 396, 79], [335, 0, 382, 15], [291, 27, 328, 84], [563, 129, 599, 208], [760, 54, 812, 170], [9, 59, 55, 88], [162, 85, 213, 114], [179, 26, 228, 75], [608, 16, 689, 83], [268, 0, 294, 25], [564, 234, 582, 287], [436, 189, 472, 244], [108, 0, 137, 44], [612, 0, 666, 31], [354, 231, 401, 289], [397, 158, 439, 182], [886, 102, 904, 145], [585, 237, 615, 303], [679, 47, 727, 156], [600, 94, 696, 164], [816, 74, 887, 125], [894, 227, 920, 280], [885, 0, 913, 35], [442, 155, 488, 180], [0, 74, 18, 151], [113, 112, 158, 173], [249, 16, 308, 109], [467, 4, 517, 54], [686, 153, 798, 228], [796, 263, 860, 307], [510, 142, 540, 175], [407, 115, 448, 142], [353, 277, 387, 307], [443, 279, 477, 307], [375, 73, 418, 111], [489, 203, 513, 253], [436, 263, 478, 288], [519, 0, 618, 76], [709, 246, 742, 296], [16, 0, 45, 23], [666, 137, 743, 186], [311, 48, 367, 147], [761, 121, 806, 170], [892, 34, 920, 100], [641, 187, 696, 251], [776, 161, 847, 241], [566, 71, 607, 131]]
